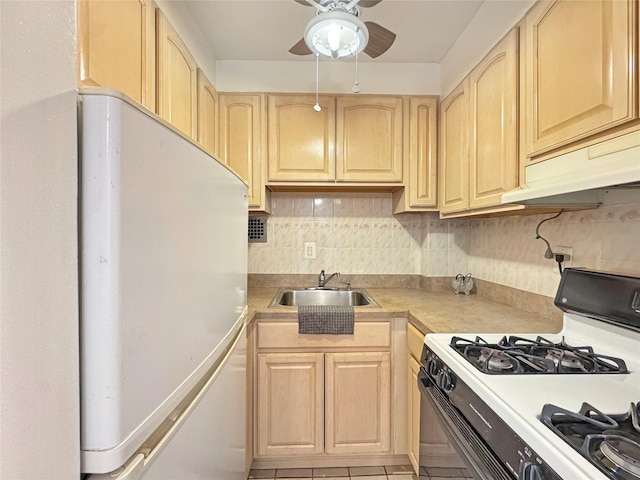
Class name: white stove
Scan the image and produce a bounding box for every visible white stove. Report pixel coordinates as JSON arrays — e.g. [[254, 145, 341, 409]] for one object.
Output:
[[420, 269, 640, 480]]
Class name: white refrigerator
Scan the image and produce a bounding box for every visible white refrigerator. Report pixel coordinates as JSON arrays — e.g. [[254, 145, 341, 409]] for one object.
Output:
[[79, 88, 248, 480]]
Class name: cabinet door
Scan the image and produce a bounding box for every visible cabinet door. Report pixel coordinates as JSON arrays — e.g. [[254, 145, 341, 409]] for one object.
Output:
[[407, 355, 421, 475], [438, 79, 469, 214], [267, 94, 336, 182], [325, 352, 391, 455], [196, 69, 218, 157], [156, 10, 198, 138], [219, 94, 266, 210], [256, 353, 324, 457], [523, 0, 636, 157], [336, 96, 403, 182], [78, 0, 156, 110], [469, 28, 518, 209], [408, 96, 438, 208]]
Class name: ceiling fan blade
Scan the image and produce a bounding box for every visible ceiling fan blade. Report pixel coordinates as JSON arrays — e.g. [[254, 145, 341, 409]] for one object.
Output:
[[363, 21, 396, 58], [289, 38, 313, 55], [358, 0, 384, 7]]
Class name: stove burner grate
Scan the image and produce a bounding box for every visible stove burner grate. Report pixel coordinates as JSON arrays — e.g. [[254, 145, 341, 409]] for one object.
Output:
[[450, 335, 628, 375], [541, 402, 640, 480]]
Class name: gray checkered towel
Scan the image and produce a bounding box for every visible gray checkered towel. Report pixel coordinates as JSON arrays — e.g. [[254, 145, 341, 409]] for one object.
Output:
[[298, 305, 354, 335]]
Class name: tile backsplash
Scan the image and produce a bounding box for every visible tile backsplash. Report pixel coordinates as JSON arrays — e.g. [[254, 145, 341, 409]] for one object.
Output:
[[248, 193, 423, 276], [248, 192, 640, 298]]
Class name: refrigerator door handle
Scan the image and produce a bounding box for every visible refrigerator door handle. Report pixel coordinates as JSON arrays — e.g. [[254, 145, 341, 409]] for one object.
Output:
[[88, 454, 145, 480]]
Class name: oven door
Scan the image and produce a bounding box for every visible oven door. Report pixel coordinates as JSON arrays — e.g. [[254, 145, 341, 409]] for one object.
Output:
[[417, 369, 514, 480]]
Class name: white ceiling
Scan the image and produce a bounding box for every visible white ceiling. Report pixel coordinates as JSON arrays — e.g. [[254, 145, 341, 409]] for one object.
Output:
[[184, 0, 485, 63]]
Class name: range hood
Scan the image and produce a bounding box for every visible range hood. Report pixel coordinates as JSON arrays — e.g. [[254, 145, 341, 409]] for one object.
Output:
[[502, 130, 640, 207]]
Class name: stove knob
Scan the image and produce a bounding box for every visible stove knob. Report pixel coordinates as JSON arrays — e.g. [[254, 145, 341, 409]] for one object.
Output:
[[521, 462, 545, 480], [426, 358, 439, 377], [437, 370, 455, 392]]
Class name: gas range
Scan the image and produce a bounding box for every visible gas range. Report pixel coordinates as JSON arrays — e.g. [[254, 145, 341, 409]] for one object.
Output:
[[420, 269, 640, 480]]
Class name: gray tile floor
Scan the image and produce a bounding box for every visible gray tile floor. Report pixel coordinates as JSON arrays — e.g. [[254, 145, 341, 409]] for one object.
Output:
[[248, 464, 473, 480]]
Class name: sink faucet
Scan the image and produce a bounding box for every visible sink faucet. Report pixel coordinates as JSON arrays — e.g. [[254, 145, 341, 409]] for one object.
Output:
[[318, 270, 340, 288]]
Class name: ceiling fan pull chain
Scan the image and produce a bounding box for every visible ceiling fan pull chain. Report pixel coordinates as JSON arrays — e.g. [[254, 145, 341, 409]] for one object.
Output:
[[314, 53, 322, 111], [352, 51, 361, 93]]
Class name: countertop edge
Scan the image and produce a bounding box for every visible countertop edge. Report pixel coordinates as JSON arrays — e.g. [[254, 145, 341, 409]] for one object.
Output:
[[247, 287, 563, 336]]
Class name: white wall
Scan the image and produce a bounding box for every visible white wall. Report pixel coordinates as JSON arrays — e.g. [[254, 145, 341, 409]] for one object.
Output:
[[0, 1, 79, 479], [157, 0, 534, 96], [216, 60, 440, 94]]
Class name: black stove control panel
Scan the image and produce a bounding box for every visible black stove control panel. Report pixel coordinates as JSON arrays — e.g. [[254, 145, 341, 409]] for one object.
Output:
[[556, 268, 640, 332], [420, 345, 562, 480]]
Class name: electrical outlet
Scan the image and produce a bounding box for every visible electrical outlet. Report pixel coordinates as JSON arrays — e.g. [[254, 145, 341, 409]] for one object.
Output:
[[552, 246, 573, 273], [304, 242, 316, 259]]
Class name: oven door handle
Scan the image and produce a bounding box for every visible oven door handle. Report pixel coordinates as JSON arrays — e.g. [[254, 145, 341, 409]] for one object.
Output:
[[417, 368, 513, 480]]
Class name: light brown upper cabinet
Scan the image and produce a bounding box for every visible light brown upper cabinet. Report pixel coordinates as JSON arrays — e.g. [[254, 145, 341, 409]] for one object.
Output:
[[469, 28, 518, 209], [267, 94, 336, 182], [336, 96, 404, 182], [392, 97, 438, 212], [196, 69, 219, 157], [219, 93, 270, 212], [439, 28, 520, 217], [77, 0, 156, 110], [523, 0, 637, 158], [267, 94, 403, 184], [156, 10, 198, 138], [439, 79, 470, 214]]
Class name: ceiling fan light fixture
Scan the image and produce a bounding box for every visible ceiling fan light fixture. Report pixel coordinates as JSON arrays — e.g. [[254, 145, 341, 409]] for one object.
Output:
[[304, 11, 369, 59]]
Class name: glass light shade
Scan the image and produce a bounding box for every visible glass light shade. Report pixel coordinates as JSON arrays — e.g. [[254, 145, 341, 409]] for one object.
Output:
[[304, 11, 368, 59]]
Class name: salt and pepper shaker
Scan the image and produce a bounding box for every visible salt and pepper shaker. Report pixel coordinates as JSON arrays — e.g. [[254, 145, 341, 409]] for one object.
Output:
[[452, 273, 474, 295]]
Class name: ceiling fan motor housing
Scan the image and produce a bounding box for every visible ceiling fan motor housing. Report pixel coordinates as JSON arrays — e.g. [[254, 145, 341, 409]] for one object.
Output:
[[319, 0, 361, 16], [304, 10, 369, 58], [289, 0, 395, 59]]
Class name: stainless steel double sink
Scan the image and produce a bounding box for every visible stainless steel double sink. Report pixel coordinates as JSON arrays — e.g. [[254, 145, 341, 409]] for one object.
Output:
[[268, 287, 379, 308]]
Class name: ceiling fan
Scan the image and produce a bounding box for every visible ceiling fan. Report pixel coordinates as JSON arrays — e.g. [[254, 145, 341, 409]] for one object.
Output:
[[289, 0, 396, 59]]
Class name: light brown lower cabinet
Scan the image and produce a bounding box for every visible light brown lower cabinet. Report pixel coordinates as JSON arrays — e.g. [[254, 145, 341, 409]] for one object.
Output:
[[325, 352, 391, 455], [256, 353, 324, 457], [407, 354, 421, 473], [254, 320, 393, 460], [256, 350, 391, 458]]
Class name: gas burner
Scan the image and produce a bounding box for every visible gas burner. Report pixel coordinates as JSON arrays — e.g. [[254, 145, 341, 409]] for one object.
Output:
[[600, 436, 640, 477], [544, 348, 590, 371], [531, 345, 628, 374], [462, 345, 521, 374], [480, 348, 517, 372], [542, 402, 640, 480]]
